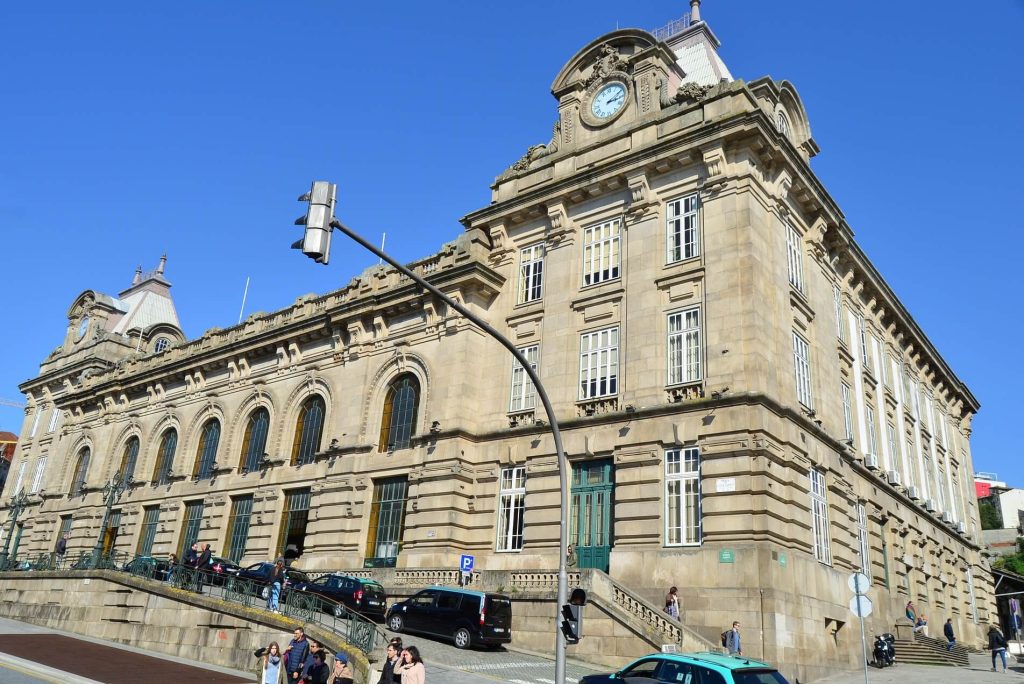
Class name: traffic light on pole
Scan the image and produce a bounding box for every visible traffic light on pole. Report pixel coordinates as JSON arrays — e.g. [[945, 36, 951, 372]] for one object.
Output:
[[293, 180, 337, 265], [560, 603, 581, 644]]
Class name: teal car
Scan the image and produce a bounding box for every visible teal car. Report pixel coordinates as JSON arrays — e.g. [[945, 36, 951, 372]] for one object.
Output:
[[579, 652, 789, 684]]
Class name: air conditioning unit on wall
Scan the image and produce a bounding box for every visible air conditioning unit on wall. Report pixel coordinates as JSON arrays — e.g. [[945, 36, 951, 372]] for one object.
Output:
[[865, 454, 880, 470], [886, 470, 902, 486], [941, 511, 954, 524], [925, 499, 937, 512], [907, 485, 921, 501], [956, 521, 966, 534]]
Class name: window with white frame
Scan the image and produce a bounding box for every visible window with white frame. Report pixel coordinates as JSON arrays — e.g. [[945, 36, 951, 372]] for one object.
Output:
[[937, 466, 947, 512], [881, 349, 892, 388], [509, 345, 539, 412], [856, 503, 871, 577], [665, 447, 701, 546], [582, 219, 621, 286], [666, 195, 699, 263], [858, 315, 871, 369], [13, 460, 27, 493], [786, 223, 804, 292], [841, 382, 854, 442], [792, 332, 812, 408], [495, 466, 526, 552], [886, 423, 898, 470], [154, 337, 171, 353], [865, 406, 878, 457], [29, 410, 41, 438], [47, 408, 60, 433], [579, 327, 619, 399], [776, 110, 790, 137], [517, 244, 544, 304], [870, 334, 882, 378], [31, 456, 46, 494], [667, 308, 702, 385], [906, 439, 919, 488], [809, 468, 832, 565], [833, 285, 847, 342]]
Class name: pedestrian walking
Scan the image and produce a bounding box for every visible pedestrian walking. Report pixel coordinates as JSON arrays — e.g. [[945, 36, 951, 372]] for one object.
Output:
[[989, 624, 1009, 672], [258, 641, 286, 684], [195, 543, 212, 593], [943, 618, 956, 651], [55, 533, 69, 569], [166, 553, 178, 583], [664, 586, 680, 619], [185, 542, 199, 568], [376, 641, 401, 684], [396, 646, 425, 684], [300, 640, 326, 683], [267, 558, 285, 613], [328, 652, 354, 684], [302, 650, 329, 684], [725, 621, 742, 655], [283, 627, 310, 683]]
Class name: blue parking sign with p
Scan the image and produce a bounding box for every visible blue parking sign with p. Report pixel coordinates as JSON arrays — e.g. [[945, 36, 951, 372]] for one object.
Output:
[[460, 554, 474, 572]]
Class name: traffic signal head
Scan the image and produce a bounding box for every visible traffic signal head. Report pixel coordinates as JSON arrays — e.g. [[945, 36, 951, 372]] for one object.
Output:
[[293, 180, 337, 265], [560, 603, 582, 644]]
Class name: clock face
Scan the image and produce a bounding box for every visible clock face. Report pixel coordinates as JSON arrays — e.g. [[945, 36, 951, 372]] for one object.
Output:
[[591, 82, 627, 119], [77, 316, 90, 341]]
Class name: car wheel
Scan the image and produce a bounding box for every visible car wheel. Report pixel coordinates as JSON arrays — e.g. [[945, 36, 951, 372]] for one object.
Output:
[[388, 615, 404, 632], [453, 627, 472, 649]]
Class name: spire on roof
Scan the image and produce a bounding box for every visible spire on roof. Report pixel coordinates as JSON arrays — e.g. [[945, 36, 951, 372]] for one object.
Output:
[[690, 0, 702, 23], [157, 254, 167, 275], [132, 266, 142, 285]]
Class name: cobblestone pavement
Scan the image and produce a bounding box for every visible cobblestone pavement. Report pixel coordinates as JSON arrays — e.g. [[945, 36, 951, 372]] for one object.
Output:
[[816, 653, 1024, 683]]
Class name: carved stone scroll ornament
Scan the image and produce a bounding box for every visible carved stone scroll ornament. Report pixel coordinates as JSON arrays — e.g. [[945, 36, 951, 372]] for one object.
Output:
[[584, 43, 631, 87], [497, 120, 561, 180], [657, 77, 713, 107]]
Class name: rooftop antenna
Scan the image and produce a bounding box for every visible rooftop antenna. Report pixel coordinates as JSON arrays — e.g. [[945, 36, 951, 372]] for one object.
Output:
[[237, 276, 250, 324], [379, 232, 386, 265]]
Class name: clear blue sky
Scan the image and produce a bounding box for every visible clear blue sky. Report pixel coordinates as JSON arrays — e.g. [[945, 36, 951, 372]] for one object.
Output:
[[1, 2, 1021, 482]]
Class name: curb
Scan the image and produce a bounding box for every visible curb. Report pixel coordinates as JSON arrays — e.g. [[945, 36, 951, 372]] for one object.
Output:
[[0, 650, 105, 684]]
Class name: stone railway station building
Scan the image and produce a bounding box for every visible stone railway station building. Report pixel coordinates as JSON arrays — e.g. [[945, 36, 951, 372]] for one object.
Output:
[[1, 4, 994, 679]]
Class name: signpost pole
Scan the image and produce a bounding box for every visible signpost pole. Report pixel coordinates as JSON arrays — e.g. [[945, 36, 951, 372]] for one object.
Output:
[[855, 573, 869, 684]]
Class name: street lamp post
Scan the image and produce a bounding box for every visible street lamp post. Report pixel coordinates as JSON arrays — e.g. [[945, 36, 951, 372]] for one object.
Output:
[[90, 473, 134, 568], [0, 490, 31, 570], [291, 184, 573, 684]]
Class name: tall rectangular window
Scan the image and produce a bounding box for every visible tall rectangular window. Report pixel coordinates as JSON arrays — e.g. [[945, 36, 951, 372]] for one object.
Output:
[[582, 219, 621, 286], [579, 327, 619, 399], [509, 345, 539, 412], [30, 457, 46, 494], [858, 315, 871, 368], [47, 409, 60, 434], [178, 501, 204, 557], [786, 222, 804, 292], [30, 410, 41, 438], [13, 460, 27, 493], [365, 478, 407, 565], [882, 350, 893, 388], [865, 407, 878, 458], [517, 244, 544, 304], [841, 382, 854, 442], [809, 468, 832, 565], [667, 309, 702, 385], [665, 448, 701, 546], [833, 285, 847, 342], [496, 466, 526, 552], [887, 423, 898, 471], [276, 488, 311, 560], [666, 195, 699, 263], [792, 332, 812, 408], [906, 439, 919, 488], [226, 494, 254, 563], [879, 521, 891, 590], [56, 515, 72, 551], [856, 503, 870, 578], [966, 568, 978, 624], [137, 506, 160, 557]]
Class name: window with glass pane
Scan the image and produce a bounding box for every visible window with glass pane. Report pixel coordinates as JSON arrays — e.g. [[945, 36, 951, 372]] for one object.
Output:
[[276, 488, 311, 559], [13, 460, 26, 493], [365, 478, 408, 563], [30, 456, 46, 494], [291, 397, 324, 466], [841, 382, 853, 443], [137, 506, 160, 556], [886, 424, 898, 472], [666, 195, 699, 263], [833, 285, 847, 342], [70, 447, 90, 495], [118, 437, 140, 481], [665, 448, 701, 546], [582, 219, 621, 286], [517, 244, 544, 304], [667, 309, 701, 385], [496, 467, 526, 551], [856, 503, 870, 577], [786, 223, 804, 292], [792, 332, 812, 408], [152, 429, 177, 485], [235, 409, 268, 473], [56, 515, 72, 550], [579, 327, 619, 400], [29, 410, 41, 438], [379, 375, 419, 451], [906, 439, 919, 488], [509, 346, 539, 412], [226, 495, 254, 562], [865, 407, 878, 458], [192, 420, 221, 480], [809, 468, 831, 565], [178, 501, 204, 557], [858, 315, 871, 369], [47, 408, 60, 433], [154, 337, 170, 353]]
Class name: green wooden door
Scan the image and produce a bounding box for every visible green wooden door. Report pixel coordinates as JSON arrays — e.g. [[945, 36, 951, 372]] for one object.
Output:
[[571, 460, 614, 572]]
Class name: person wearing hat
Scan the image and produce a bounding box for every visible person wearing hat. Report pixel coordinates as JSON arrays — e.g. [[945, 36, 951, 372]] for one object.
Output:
[[328, 652, 353, 684]]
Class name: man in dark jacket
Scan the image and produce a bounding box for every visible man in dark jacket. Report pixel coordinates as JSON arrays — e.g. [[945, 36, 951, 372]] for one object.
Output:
[[195, 544, 212, 592], [284, 627, 310, 682], [55, 534, 69, 568], [185, 542, 198, 567], [944, 618, 956, 651], [376, 641, 401, 684]]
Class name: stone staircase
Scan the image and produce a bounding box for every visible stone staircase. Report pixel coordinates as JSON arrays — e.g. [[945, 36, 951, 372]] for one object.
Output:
[[892, 631, 969, 667]]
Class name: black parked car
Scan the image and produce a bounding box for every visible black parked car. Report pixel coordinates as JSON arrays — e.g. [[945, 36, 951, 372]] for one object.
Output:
[[386, 586, 512, 649], [208, 556, 243, 585], [233, 561, 310, 599], [292, 573, 388, 620], [123, 556, 172, 581]]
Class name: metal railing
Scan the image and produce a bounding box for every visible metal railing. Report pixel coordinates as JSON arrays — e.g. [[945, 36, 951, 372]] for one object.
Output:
[[1, 551, 384, 654]]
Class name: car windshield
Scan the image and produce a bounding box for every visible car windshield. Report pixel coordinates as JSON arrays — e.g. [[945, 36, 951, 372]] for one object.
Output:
[[733, 671, 788, 684]]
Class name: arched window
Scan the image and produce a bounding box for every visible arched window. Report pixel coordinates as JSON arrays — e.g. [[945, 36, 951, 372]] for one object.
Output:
[[69, 447, 90, 496], [239, 407, 270, 473], [192, 419, 221, 480], [776, 110, 790, 137], [152, 429, 178, 485], [118, 436, 140, 482], [379, 374, 419, 451], [290, 396, 325, 466], [154, 337, 170, 353]]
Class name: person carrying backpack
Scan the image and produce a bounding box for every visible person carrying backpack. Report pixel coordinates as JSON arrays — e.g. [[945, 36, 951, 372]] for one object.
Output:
[[723, 621, 741, 655], [989, 624, 1009, 673]]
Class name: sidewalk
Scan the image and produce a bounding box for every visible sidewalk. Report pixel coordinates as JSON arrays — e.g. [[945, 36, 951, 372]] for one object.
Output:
[[816, 652, 1024, 683]]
